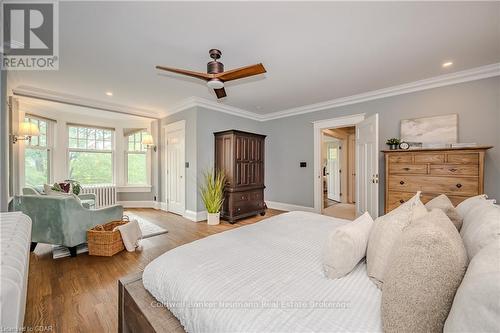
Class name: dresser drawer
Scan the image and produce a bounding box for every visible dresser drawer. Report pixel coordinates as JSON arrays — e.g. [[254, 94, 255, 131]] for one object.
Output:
[[388, 175, 479, 196], [389, 164, 428, 175], [388, 155, 412, 163], [430, 164, 479, 176], [447, 153, 479, 164], [386, 191, 469, 212], [414, 153, 445, 164]]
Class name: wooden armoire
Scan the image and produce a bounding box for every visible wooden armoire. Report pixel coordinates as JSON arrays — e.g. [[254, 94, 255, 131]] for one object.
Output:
[[383, 146, 492, 213], [214, 130, 266, 223]]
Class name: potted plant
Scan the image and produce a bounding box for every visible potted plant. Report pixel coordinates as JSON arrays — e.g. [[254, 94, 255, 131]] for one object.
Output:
[[386, 138, 401, 150], [200, 169, 226, 225]]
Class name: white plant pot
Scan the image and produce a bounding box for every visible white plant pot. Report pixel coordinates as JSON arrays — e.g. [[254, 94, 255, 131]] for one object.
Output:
[[207, 212, 220, 225]]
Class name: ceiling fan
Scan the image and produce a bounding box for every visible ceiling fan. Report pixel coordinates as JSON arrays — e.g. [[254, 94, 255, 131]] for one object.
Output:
[[156, 49, 266, 99]]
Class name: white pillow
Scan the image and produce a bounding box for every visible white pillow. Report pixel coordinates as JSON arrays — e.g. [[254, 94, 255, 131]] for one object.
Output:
[[460, 201, 500, 260], [322, 212, 374, 279], [456, 194, 489, 218], [367, 191, 427, 289], [444, 239, 500, 333], [425, 194, 463, 230]]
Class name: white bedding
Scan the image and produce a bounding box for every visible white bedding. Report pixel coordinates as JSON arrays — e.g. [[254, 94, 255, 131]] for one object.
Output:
[[143, 211, 382, 333]]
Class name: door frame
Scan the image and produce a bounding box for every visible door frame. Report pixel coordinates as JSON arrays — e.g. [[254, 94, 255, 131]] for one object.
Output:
[[313, 113, 366, 213], [163, 120, 186, 214]]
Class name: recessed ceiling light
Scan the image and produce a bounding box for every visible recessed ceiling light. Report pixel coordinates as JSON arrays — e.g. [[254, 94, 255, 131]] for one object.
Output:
[[105, 91, 113, 96], [442, 61, 453, 68]]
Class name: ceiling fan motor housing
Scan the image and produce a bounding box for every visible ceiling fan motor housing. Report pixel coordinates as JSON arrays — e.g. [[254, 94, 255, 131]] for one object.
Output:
[[207, 61, 224, 74]]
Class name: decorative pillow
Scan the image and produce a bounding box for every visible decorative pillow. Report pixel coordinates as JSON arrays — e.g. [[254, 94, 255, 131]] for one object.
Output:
[[322, 212, 374, 279], [44, 184, 71, 197], [366, 191, 427, 289], [460, 201, 500, 260], [425, 194, 463, 230], [456, 194, 488, 218], [381, 209, 468, 333], [444, 239, 500, 333]]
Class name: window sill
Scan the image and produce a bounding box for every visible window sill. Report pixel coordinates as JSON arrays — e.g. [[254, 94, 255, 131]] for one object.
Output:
[[116, 185, 152, 193]]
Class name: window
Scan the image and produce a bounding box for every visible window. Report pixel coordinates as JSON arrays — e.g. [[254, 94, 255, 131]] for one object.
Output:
[[126, 131, 148, 185], [24, 117, 50, 187], [68, 125, 114, 184]]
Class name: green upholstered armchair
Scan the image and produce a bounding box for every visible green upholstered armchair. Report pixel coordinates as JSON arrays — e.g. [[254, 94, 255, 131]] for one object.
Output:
[[12, 195, 123, 257], [22, 186, 96, 209]]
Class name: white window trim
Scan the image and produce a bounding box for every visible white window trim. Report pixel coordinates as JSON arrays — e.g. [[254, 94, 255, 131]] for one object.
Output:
[[67, 125, 115, 185], [123, 130, 152, 188], [19, 115, 54, 190]]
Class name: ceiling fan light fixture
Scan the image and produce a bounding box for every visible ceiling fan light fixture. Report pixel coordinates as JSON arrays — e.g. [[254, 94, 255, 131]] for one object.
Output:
[[207, 79, 224, 89]]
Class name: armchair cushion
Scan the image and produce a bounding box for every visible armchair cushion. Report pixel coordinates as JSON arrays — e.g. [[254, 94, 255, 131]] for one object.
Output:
[[13, 195, 123, 248]]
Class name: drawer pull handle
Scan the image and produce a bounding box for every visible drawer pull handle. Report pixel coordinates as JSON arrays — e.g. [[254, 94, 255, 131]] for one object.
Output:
[[456, 183, 462, 188], [399, 199, 405, 204], [241, 196, 245, 200], [399, 181, 405, 185], [403, 167, 410, 171], [449, 168, 458, 172], [237, 208, 241, 212]]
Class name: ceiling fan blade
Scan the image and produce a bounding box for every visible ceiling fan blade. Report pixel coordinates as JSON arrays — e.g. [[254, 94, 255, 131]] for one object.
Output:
[[216, 63, 266, 82], [214, 88, 227, 99], [155, 65, 212, 80]]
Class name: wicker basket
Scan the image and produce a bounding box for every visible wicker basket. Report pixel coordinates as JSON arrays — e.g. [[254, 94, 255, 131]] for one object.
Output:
[[87, 217, 129, 256]]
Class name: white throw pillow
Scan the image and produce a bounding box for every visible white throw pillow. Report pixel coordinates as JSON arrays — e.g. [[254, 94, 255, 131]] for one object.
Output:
[[456, 194, 489, 218], [322, 212, 374, 279], [425, 194, 463, 230], [367, 191, 427, 289], [460, 201, 500, 260], [444, 239, 500, 333]]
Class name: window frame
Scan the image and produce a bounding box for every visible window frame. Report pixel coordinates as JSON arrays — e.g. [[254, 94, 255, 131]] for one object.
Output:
[[21, 115, 53, 188], [67, 124, 115, 185], [124, 130, 151, 187]]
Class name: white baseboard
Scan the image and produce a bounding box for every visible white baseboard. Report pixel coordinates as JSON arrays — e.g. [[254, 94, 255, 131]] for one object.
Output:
[[265, 200, 318, 213], [117, 200, 159, 209], [183, 210, 207, 222]]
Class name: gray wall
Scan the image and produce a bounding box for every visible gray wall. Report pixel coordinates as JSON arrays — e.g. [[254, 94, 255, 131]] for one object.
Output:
[[158, 77, 499, 214], [262, 76, 500, 213], [0, 69, 8, 212], [160, 106, 261, 212], [196, 108, 261, 210]]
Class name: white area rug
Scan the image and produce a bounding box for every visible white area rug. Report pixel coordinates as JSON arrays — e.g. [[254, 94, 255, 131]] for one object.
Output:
[[322, 203, 357, 220], [52, 214, 168, 258]]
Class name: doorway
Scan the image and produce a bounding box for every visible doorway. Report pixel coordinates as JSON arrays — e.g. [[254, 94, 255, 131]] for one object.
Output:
[[313, 113, 379, 220], [164, 120, 186, 215], [322, 127, 356, 220]]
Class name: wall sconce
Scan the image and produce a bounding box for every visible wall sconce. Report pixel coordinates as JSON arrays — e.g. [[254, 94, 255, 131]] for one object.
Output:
[[11, 121, 40, 144], [141, 133, 157, 152]]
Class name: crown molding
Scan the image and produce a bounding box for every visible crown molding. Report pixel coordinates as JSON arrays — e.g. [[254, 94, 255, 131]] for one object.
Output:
[[11, 63, 500, 123], [12, 86, 165, 120], [262, 62, 500, 121], [166, 96, 264, 121]]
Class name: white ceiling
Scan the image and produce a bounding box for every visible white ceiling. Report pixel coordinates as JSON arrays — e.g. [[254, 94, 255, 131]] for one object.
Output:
[[7, 1, 500, 117]]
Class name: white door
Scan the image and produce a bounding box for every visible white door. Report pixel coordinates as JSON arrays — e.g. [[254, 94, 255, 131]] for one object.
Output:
[[165, 127, 185, 215], [355, 114, 379, 218], [326, 142, 341, 201]]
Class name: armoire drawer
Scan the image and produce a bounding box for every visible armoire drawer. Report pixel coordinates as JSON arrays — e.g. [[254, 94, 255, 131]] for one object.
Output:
[[389, 164, 427, 174], [388, 175, 479, 196], [429, 164, 479, 176]]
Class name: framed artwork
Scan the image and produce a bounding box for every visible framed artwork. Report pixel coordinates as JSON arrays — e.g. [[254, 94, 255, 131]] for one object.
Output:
[[400, 114, 458, 144]]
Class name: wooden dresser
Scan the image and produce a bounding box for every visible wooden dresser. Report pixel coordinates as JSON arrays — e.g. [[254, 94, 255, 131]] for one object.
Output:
[[215, 130, 266, 223], [383, 146, 492, 213]]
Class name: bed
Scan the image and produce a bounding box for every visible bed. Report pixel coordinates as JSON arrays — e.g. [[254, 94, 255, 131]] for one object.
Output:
[[120, 212, 382, 333], [0, 212, 32, 331]]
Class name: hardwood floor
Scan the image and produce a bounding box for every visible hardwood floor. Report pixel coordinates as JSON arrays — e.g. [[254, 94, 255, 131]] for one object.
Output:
[[24, 208, 284, 333]]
